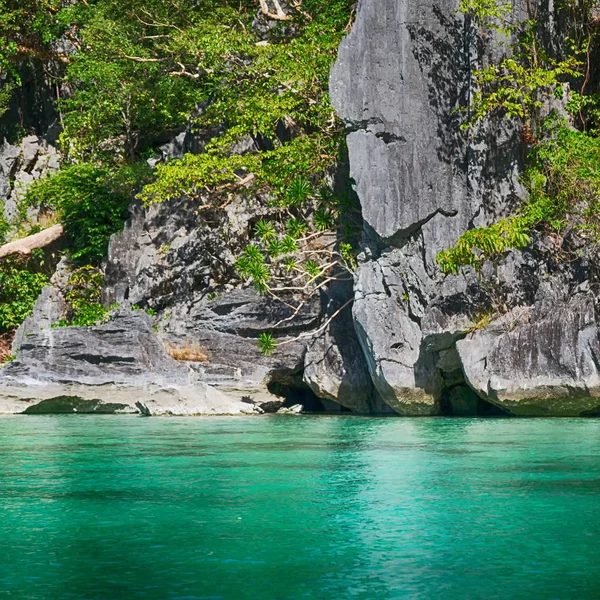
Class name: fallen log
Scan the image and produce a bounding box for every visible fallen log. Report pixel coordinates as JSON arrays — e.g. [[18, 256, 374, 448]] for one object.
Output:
[[0, 224, 64, 260]]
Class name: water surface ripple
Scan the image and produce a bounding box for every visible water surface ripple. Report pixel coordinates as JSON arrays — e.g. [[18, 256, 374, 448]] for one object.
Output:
[[0, 416, 599, 599]]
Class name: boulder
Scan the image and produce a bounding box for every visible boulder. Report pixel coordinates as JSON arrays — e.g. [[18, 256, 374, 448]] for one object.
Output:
[[277, 403, 303, 415], [457, 295, 600, 416], [303, 295, 379, 413]]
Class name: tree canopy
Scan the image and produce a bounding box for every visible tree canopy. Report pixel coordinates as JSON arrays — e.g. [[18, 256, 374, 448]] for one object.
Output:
[[0, 0, 358, 350]]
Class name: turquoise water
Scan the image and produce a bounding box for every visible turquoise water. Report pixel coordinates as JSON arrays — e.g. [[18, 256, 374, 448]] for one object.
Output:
[[0, 416, 599, 600]]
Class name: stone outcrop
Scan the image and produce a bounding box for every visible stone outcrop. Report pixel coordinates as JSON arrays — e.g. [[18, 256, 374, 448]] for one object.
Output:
[[303, 298, 384, 413], [102, 195, 325, 408], [329, 0, 600, 416], [458, 293, 600, 417], [3, 0, 598, 417], [0, 135, 60, 224], [0, 310, 258, 415], [329, 0, 521, 415]]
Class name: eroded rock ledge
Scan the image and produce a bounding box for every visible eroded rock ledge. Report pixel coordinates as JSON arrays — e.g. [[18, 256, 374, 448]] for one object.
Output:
[[0, 310, 259, 415]]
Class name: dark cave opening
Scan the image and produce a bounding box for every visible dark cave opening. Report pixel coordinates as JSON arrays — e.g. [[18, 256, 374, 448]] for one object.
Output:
[[440, 384, 509, 417]]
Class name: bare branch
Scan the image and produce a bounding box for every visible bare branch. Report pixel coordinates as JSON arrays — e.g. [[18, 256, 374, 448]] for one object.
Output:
[[120, 54, 164, 63], [0, 225, 64, 260], [275, 298, 354, 349], [259, 0, 291, 21]]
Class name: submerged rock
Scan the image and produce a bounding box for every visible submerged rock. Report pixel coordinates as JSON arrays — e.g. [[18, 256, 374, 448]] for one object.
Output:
[[277, 404, 303, 415], [23, 397, 135, 415]]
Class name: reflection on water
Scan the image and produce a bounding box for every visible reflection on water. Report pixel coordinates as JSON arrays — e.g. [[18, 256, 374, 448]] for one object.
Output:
[[0, 415, 599, 599]]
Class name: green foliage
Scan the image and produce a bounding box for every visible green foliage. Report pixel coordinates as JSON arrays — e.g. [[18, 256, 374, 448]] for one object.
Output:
[[438, 1, 600, 275], [0, 80, 15, 119], [130, 1, 351, 205], [459, 0, 512, 34], [437, 122, 600, 273], [0, 266, 48, 333], [54, 266, 111, 327], [235, 245, 270, 293], [1, 353, 16, 365], [458, 1, 596, 128], [527, 122, 600, 232], [567, 91, 600, 133], [132, 303, 157, 317], [139, 153, 260, 204], [0, 0, 357, 356], [25, 163, 149, 264], [0, 200, 10, 245], [437, 216, 531, 274], [258, 332, 276, 356], [55, 0, 230, 161], [0, 0, 65, 75], [339, 242, 358, 270], [467, 54, 580, 124]]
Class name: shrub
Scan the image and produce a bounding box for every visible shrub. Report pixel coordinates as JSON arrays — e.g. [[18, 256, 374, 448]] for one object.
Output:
[[24, 163, 149, 265], [59, 266, 111, 327], [437, 121, 600, 274], [0, 267, 49, 333]]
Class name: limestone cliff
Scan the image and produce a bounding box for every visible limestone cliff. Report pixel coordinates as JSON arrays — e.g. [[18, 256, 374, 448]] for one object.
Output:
[[2, 0, 600, 417], [330, 0, 600, 416]]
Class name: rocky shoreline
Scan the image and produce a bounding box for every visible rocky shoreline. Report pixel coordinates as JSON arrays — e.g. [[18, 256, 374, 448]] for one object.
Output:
[[2, 0, 600, 418]]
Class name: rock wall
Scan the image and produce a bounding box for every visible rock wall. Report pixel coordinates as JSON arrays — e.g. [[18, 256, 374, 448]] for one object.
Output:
[[2, 0, 599, 417], [0, 135, 60, 225], [330, 0, 600, 416], [0, 309, 258, 415], [101, 193, 325, 408]]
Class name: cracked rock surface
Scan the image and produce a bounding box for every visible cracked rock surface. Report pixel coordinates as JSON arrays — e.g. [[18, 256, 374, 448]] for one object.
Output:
[[0, 310, 258, 415], [329, 0, 600, 416]]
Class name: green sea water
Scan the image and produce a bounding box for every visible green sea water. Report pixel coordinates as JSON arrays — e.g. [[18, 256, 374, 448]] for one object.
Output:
[[0, 415, 599, 600]]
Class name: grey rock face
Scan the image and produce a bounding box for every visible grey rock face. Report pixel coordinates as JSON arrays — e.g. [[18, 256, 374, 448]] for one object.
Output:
[[0, 135, 60, 226], [331, 0, 524, 261], [11, 286, 67, 353], [328, 0, 576, 415], [457, 295, 600, 416], [303, 301, 377, 413], [103, 196, 322, 407], [0, 310, 257, 415], [352, 244, 443, 415], [133, 382, 258, 416]]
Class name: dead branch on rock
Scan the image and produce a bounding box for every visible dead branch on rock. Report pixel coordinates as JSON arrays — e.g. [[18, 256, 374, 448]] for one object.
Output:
[[259, 0, 291, 21], [0, 224, 64, 261], [274, 298, 353, 350]]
